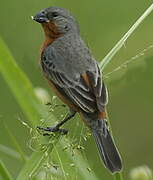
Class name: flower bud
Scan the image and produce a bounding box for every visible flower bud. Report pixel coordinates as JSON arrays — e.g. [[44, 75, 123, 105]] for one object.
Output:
[[130, 165, 153, 180], [34, 87, 51, 104]]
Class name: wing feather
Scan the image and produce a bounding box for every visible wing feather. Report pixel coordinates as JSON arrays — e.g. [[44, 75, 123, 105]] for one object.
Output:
[[41, 45, 108, 113]]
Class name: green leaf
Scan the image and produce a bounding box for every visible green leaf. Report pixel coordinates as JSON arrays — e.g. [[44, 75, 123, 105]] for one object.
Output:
[[60, 141, 99, 180], [17, 144, 53, 180], [0, 160, 13, 180], [4, 123, 27, 162], [0, 37, 99, 180], [0, 144, 24, 161], [0, 37, 46, 127]]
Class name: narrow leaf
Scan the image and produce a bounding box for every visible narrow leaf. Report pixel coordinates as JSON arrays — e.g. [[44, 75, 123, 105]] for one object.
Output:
[[0, 160, 13, 180], [0, 144, 24, 160], [100, 3, 153, 70], [0, 37, 46, 127], [0, 37, 99, 180]]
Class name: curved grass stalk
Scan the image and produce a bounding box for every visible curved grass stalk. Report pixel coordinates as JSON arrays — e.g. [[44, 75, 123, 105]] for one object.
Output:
[[100, 3, 153, 71], [1, 4, 152, 180], [100, 3, 153, 180], [0, 37, 99, 180]]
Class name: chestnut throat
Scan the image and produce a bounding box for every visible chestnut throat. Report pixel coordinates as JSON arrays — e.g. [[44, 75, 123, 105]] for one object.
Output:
[[41, 22, 61, 53]]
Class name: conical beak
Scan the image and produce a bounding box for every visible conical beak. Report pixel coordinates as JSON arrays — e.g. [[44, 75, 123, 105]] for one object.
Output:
[[32, 12, 49, 23]]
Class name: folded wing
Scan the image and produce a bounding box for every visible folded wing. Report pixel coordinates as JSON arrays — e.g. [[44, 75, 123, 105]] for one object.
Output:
[[41, 45, 108, 113]]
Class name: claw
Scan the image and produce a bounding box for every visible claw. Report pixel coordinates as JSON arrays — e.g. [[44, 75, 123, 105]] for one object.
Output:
[[37, 126, 68, 135], [59, 128, 68, 135]]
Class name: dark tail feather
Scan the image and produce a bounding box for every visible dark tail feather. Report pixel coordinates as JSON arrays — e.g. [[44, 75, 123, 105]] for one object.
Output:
[[92, 120, 122, 173]]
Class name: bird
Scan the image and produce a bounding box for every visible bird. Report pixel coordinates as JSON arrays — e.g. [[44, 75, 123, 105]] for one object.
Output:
[[32, 6, 122, 173]]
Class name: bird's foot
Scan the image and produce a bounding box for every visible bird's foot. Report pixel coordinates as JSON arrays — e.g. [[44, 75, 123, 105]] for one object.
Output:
[[37, 126, 68, 136], [45, 102, 66, 108]]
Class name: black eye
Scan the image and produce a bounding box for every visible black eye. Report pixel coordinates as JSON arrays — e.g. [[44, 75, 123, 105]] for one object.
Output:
[[64, 25, 69, 30], [52, 12, 58, 17]]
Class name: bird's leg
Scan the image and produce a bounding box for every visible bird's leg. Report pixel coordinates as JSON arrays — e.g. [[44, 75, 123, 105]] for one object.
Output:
[[46, 102, 66, 108], [37, 110, 76, 135]]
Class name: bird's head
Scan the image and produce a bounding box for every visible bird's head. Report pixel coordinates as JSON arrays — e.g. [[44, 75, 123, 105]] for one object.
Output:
[[32, 7, 79, 37]]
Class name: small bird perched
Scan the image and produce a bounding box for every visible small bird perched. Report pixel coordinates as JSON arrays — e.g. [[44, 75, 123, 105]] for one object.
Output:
[[33, 7, 122, 173]]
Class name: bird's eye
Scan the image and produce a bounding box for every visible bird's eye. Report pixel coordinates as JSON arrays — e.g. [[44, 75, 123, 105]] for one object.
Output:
[[52, 12, 58, 17], [64, 25, 69, 30]]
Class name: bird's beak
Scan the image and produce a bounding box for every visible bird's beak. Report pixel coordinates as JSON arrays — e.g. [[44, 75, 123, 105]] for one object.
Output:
[[32, 12, 49, 23]]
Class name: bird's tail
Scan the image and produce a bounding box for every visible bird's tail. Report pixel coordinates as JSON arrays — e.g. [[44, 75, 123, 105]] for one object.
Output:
[[81, 111, 122, 173], [91, 119, 122, 173]]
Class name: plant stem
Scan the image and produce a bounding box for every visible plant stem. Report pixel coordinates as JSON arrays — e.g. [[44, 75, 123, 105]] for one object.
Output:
[[114, 172, 123, 180], [100, 3, 153, 70], [100, 3, 153, 180]]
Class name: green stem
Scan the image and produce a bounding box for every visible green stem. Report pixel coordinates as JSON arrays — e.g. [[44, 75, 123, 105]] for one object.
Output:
[[100, 3, 153, 180], [114, 172, 123, 180], [99, 3, 153, 70]]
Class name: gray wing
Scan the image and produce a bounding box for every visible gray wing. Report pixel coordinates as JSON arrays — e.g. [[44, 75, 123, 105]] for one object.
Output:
[[41, 45, 108, 113]]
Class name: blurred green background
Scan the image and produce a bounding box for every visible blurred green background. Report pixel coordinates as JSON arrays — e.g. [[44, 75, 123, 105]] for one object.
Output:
[[0, 0, 153, 179]]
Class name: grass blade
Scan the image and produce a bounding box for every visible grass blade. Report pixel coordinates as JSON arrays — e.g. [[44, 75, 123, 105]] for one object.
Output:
[[4, 123, 27, 162], [0, 37, 99, 180], [99, 3, 153, 70], [0, 160, 13, 180], [60, 140, 99, 180], [0, 144, 25, 161], [100, 4, 153, 179], [0, 37, 46, 127], [17, 143, 55, 180]]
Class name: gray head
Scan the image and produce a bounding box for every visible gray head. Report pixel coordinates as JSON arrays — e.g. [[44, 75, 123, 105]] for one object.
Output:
[[33, 7, 80, 35]]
